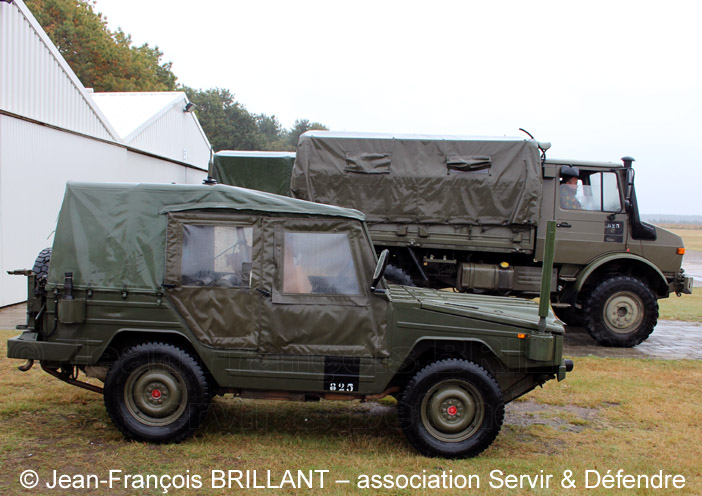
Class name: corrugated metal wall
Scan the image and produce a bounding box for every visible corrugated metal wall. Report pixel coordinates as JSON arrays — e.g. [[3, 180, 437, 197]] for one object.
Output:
[[0, 1, 118, 141], [0, 1, 212, 306], [127, 99, 212, 167], [0, 115, 207, 307]]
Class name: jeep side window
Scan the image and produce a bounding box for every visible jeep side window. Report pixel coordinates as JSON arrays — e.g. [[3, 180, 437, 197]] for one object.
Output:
[[283, 232, 360, 295], [181, 224, 253, 287]]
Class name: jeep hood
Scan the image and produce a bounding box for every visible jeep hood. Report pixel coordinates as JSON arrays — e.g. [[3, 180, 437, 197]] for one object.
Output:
[[389, 286, 564, 334]]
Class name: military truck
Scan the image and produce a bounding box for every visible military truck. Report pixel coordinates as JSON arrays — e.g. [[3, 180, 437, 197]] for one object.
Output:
[[212, 133, 692, 347], [7, 182, 571, 458]]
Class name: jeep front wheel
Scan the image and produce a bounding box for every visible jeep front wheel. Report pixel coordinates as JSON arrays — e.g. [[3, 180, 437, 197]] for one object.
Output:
[[397, 359, 504, 458], [104, 343, 210, 443], [583, 276, 658, 347]]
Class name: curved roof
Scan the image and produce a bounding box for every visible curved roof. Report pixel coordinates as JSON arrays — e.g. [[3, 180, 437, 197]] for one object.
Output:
[[48, 182, 364, 291]]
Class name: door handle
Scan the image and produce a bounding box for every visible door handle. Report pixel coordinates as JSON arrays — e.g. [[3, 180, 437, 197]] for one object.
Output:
[[256, 288, 271, 298], [557, 222, 572, 228]]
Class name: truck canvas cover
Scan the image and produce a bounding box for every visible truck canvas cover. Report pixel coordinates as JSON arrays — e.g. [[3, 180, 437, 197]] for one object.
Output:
[[48, 182, 364, 292], [212, 151, 296, 196], [291, 132, 543, 226]]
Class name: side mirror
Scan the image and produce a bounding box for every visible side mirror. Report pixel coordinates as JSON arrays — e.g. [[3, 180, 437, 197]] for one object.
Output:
[[371, 249, 390, 290]]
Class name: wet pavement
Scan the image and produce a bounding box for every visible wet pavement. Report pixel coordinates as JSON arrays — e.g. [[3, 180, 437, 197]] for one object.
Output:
[[563, 321, 702, 360], [0, 304, 24, 330], [1, 303, 700, 360], [682, 249, 702, 286]]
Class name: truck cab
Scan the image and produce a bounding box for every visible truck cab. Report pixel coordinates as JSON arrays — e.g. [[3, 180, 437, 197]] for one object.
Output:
[[539, 157, 690, 346]]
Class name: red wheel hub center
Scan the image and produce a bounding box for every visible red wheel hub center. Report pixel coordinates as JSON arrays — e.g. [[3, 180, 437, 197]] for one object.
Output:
[[447, 405, 458, 416], [151, 389, 162, 399]]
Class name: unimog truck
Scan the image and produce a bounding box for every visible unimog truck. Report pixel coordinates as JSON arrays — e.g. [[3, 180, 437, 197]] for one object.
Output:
[[7, 182, 571, 458], [211, 133, 693, 347]]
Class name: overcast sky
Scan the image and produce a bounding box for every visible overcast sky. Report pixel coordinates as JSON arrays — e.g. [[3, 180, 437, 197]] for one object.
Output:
[[93, 0, 701, 215]]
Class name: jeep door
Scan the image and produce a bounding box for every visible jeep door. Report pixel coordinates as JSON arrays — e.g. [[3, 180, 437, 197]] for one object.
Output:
[[257, 218, 387, 359], [164, 212, 261, 349]]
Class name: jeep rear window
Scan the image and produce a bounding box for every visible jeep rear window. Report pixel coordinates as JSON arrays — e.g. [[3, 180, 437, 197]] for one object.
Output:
[[283, 232, 360, 295], [181, 224, 253, 288]]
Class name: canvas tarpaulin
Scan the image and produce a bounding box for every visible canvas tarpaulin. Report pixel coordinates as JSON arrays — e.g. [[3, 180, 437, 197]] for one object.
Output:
[[212, 151, 296, 196], [291, 132, 543, 226], [48, 182, 364, 291]]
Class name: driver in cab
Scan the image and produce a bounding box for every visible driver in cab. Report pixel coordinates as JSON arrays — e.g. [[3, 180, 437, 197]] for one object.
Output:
[[560, 165, 582, 210]]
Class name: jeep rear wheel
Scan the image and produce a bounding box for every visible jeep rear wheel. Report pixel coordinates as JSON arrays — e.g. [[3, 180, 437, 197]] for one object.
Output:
[[104, 343, 210, 443], [397, 359, 504, 458], [583, 276, 658, 347]]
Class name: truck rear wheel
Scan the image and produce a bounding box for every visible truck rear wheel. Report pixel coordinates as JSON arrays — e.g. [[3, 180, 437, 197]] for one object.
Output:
[[583, 276, 658, 347], [397, 359, 504, 458], [104, 343, 210, 443]]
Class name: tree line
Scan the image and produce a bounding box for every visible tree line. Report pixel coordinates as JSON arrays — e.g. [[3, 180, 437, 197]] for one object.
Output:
[[24, 0, 327, 151]]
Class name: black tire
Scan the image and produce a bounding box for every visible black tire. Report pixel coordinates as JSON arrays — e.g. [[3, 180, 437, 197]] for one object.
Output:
[[104, 343, 210, 443], [582, 276, 658, 347], [32, 247, 52, 284], [397, 359, 504, 458], [384, 264, 415, 286]]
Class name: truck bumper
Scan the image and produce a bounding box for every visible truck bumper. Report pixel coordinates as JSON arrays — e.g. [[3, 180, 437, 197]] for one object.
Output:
[[670, 270, 693, 295], [7, 331, 82, 362]]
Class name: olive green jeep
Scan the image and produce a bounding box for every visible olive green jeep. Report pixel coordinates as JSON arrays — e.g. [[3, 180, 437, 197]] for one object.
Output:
[[7, 182, 571, 458]]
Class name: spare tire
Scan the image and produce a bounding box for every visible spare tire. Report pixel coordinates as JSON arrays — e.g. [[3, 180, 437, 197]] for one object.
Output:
[[32, 247, 52, 289]]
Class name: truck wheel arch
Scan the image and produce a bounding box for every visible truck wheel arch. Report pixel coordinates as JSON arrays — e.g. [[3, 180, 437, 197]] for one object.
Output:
[[574, 254, 668, 297]]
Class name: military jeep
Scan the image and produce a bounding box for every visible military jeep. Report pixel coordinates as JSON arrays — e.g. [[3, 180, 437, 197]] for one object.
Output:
[[7, 182, 571, 458]]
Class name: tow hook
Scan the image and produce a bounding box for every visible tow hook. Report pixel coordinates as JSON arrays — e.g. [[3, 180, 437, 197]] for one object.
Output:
[[558, 359, 574, 381], [18, 359, 34, 372]]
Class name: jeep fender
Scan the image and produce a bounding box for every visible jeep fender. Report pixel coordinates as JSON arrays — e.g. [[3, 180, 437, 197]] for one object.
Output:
[[98, 328, 198, 363], [400, 337, 506, 374], [574, 253, 668, 296]]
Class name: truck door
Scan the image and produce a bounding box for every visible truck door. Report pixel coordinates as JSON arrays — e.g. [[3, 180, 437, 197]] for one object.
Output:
[[550, 169, 628, 264]]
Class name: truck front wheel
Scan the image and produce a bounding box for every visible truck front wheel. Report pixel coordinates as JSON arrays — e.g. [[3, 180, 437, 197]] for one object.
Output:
[[397, 359, 504, 458], [104, 343, 210, 443], [583, 276, 658, 347]]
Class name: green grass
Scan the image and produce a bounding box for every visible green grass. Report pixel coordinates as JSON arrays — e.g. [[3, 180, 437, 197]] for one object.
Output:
[[659, 224, 702, 252], [1, 330, 701, 495], [654, 224, 702, 322], [659, 291, 702, 322]]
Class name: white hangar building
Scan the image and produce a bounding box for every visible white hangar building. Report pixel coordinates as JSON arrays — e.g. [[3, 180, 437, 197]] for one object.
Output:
[[0, 0, 210, 306]]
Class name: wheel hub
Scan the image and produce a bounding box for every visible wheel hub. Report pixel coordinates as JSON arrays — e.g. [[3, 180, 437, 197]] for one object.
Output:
[[125, 364, 187, 426], [603, 291, 644, 333], [421, 379, 484, 442]]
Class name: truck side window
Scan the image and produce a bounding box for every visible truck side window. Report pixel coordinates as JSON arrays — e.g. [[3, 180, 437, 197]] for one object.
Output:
[[181, 225, 253, 287], [579, 172, 622, 212], [561, 172, 622, 212], [601, 172, 622, 211], [283, 232, 360, 295]]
